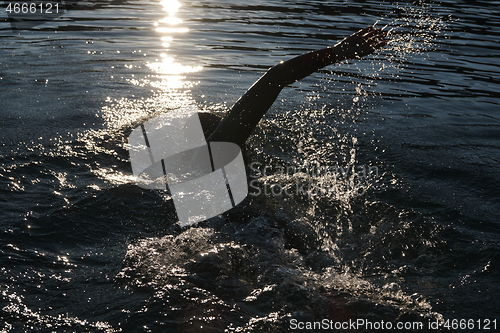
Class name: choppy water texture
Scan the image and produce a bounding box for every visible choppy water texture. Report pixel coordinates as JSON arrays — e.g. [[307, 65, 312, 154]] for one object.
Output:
[[1, 0, 499, 332]]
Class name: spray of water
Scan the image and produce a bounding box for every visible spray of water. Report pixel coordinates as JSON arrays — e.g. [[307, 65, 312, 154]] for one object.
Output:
[[112, 2, 450, 330]]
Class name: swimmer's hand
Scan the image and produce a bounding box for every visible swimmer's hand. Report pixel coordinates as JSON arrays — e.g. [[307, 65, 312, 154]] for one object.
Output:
[[334, 26, 388, 60]]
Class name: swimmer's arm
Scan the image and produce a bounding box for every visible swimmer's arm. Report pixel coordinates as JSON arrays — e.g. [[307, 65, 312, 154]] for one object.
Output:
[[270, 26, 389, 87], [207, 26, 388, 146]]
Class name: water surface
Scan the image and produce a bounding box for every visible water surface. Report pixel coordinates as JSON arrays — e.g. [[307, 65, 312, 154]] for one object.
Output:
[[1, 0, 499, 331]]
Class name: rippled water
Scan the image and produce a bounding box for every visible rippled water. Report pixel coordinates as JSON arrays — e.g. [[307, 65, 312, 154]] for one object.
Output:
[[1, 0, 499, 332]]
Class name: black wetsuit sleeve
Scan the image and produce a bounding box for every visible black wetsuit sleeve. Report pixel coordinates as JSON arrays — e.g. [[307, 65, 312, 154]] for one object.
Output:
[[206, 47, 343, 147]]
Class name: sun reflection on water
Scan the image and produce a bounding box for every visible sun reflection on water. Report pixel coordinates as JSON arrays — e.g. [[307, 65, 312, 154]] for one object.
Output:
[[149, 0, 202, 89], [159, 0, 181, 16], [90, 0, 202, 187], [147, 56, 201, 76]]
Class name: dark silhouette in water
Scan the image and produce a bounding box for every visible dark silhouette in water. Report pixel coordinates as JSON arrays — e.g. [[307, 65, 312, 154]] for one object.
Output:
[[201, 26, 388, 144]]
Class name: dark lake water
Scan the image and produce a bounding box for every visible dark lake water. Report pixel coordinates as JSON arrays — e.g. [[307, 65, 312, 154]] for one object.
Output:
[[1, 0, 499, 332]]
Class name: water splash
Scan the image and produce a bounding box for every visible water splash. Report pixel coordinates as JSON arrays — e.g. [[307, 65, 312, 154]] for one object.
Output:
[[382, 2, 448, 56], [1, 286, 117, 332], [237, 4, 451, 329]]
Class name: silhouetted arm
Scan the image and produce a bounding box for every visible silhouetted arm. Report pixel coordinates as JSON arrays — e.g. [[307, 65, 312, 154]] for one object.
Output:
[[207, 26, 388, 146]]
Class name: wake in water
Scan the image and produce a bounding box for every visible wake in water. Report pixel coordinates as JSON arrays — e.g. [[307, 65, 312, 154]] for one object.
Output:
[[114, 2, 450, 332]]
